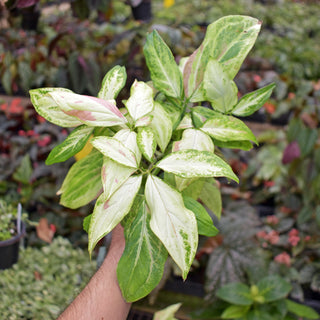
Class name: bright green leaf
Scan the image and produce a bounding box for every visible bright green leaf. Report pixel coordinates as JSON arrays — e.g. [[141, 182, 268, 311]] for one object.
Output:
[[199, 178, 222, 219], [285, 299, 319, 319], [83, 214, 92, 233], [46, 125, 94, 165], [143, 30, 183, 98], [145, 175, 198, 279], [216, 282, 253, 306], [88, 175, 142, 254], [29, 88, 82, 127], [98, 65, 127, 100], [183, 196, 218, 237], [117, 197, 168, 302], [59, 150, 103, 209], [214, 139, 254, 151], [221, 305, 250, 319], [257, 276, 291, 302], [156, 150, 239, 182], [232, 83, 276, 117]]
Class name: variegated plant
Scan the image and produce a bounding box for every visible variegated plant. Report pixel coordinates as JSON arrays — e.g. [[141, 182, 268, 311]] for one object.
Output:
[[29, 15, 275, 302]]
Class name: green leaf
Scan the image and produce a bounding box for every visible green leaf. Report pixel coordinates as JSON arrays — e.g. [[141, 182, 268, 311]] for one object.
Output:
[[149, 101, 173, 152], [59, 150, 103, 209], [232, 83, 276, 117], [191, 106, 218, 128], [221, 305, 250, 319], [214, 139, 254, 151], [98, 65, 127, 100], [88, 175, 142, 254], [137, 127, 157, 162], [145, 175, 198, 279], [156, 150, 239, 182], [46, 125, 94, 165], [144, 30, 183, 98], [257, 276, 291, 302], [29, 88, 82, 127], [153, 303, 182, 320], [91, 136, 138, 168], [101, 158, 136, 199], [117, 197, 168, 302], [125, 80, 154, 122], [183, 196, 218, 237], [13, 154, 32, 184], [217, 282, 253, 306], [83, 214, 92, 233], [202, 59, 238, 113], [200, 114, 257, 143], [199, 178, 222, 219], [49, 91, 128, 127], [285, 299, 319, 319], [182, 179, 205, 200], [203, 15, 261, 79]]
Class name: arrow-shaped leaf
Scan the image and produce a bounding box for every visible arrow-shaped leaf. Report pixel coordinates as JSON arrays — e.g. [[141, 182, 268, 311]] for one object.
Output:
[[145, 175, 198, 279], [46, 125, 94, 165], [98, 65, 127, 100], [117, 197, 168, 302], [88, 175, 142, 254], [143, 30, 183, 98], [156, 150, 239, 182]]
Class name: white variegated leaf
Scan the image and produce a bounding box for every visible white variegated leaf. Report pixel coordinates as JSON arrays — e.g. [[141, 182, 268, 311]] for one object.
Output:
[[101, 157, 136, 199], [156, 150, 239, 182], [149, 101, 173, 152], [173, 128, 214, 152], [29, 88, 82, 127], [137, 127, 157, 162], [88, 175, 142, 254], [135, 115, 153, 127], [125, 80, 154, 122], [91, 136, 138, 168], [154, 303, 182, 320], [145, 175, 198, 279], [98, 65, 127, 100], [113, 129, 141, 166], [49, 91, 128, 127], [176, 113, 193, 130]]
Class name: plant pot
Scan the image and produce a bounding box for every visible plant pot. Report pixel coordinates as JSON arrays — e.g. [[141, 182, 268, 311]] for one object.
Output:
[[0, 221, 26, 270]]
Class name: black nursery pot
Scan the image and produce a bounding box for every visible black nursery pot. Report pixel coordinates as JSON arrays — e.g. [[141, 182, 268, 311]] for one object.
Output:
[[0, 222, 26, 270]]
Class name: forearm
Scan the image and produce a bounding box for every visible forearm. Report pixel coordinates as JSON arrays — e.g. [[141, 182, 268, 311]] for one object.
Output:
[[58, 226, 131, 320]]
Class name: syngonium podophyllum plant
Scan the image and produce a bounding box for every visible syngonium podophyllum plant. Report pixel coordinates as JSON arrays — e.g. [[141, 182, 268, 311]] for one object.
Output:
[[29, 16, 275, 302]]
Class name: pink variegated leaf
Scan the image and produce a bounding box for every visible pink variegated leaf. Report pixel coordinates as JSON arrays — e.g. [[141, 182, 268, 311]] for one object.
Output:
[[49, 91, 128, 127]]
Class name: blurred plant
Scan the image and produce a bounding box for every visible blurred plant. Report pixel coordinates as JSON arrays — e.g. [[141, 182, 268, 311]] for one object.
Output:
[[0, 237, 96, 320]]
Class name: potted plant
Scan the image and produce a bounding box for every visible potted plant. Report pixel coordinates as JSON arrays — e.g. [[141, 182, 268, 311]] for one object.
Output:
[[0, 200, 26, 270], [29, 15, 275, 303]]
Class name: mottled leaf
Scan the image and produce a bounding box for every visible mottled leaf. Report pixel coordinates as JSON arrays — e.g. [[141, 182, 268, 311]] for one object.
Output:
[[29, 88, 82, 127], [58, 150, 103, 209], [137, 127, 157, 162], [46, 125, 94, 165], [98, 65, 127, 100], [156, 150, 239, 182], [143, 30, 183, 98], [145, 175, 198, 278], [88, 175, 142, 254], [117, 197, 168, 302]]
